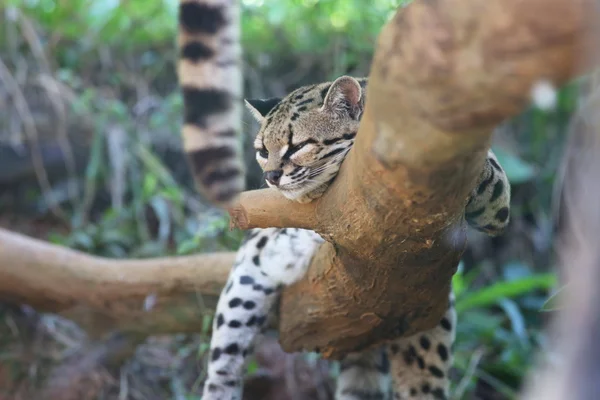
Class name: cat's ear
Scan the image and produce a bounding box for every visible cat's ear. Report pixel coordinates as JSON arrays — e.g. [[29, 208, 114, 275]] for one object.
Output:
[[322, 76, 363, 120], [244, 98, 282, 123]]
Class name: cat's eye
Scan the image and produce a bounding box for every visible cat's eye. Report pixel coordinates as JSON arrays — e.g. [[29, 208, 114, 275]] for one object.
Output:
[[258, 148, 269, 158]]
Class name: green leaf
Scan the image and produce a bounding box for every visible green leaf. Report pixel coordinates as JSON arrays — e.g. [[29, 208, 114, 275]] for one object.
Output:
[[540, 284, 568, 312], [492, 147, 537, 185], [246, 359, 259, 375], [497, 298, 529, 347], [177, 237, 200, 255], [456, 274, 557, 313]]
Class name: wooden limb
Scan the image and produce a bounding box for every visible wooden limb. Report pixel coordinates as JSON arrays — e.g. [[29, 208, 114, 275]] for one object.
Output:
[[0, 227, 235, 337], [229, 0, 594, 358], [228, 189, 318, 231]]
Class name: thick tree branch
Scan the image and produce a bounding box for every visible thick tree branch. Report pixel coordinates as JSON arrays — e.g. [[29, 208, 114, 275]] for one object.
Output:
[[0, 227, 235, 337], [228, 189, 318, 231], [229, 0, 595, 358]]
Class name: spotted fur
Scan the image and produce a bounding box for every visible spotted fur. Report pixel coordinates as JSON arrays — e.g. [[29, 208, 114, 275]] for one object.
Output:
[[178, 0, 245, 207], [202, 76, 511, 399]]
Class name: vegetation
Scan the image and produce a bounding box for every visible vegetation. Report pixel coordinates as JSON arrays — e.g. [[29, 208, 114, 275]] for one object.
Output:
[[0, 0, 581, 398]]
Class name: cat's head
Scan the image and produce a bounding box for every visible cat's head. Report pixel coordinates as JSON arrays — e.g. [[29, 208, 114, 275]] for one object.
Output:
[[245, 76, 365, 203]]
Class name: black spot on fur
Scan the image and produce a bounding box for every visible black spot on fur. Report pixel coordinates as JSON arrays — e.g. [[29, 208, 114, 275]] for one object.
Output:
[[429, 365, 445, 378], [181, 41, 214, 62], [291, 112, 300, 121], [252, 255, 260, 266], [420, 335, 431, 350], [239, 275, 254, 285], [263, 287, 275, 295], [179, 3, 226, 34], [224, 343, 240, 355], [465, 207, 486, 221], [297, 106, 307, 112], [440, 317, 452, 331], [417, 356, 425, 369], [432, 388, 447, 399], [256, 316, 267, 325], [217, 128, 237, 138], [224, 281, 233, 294], [183, 88, 230, 128], [207, 383, 217, 392], [187, 145, 236, 176], [243, 301, 256, 310], [202, 167, 241, 186], [246, 316, 257, 326], [483, 224, 497, 232], [489, 157, 502, 171], [224, 380, 238, 387], [215, 187, 240, 203], [496, 207, 510, 222], [296, 98, 312, 106], [256, 236, 268, 249], [410, 388, 418, 396], [403, 350, 415, 365], [422, 383, 431, 393], [228, 298, 242, 308], [490, 180, 505, 202], [228, 320, 242, 328], [437, 344, 449, 361], [211, 347, 222, 361], [216, 370, 228, 376], [216, 313, 224, 328], [252, 284, 263, 291], [477, 169, 495, 195]]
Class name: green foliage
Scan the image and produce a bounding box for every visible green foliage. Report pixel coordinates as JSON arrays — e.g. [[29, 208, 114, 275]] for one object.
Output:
[[452, 262, 557, 398]]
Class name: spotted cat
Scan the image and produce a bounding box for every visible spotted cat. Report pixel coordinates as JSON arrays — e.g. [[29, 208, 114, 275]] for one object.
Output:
[[202, 76, 511, 400], [178, 0, 245, 207]]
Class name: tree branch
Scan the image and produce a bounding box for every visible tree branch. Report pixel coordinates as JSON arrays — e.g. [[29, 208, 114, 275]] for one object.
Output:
[[228, 189, 318, 231], [0, 227, 235, 337], [229, 0, 595, 358]]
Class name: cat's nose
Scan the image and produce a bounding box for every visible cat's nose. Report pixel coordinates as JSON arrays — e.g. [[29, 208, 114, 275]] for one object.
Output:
[[265, 169, 283, 186]]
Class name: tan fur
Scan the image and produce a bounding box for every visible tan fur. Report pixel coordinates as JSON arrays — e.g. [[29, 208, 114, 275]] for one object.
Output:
[[178, 0, 245, 207]]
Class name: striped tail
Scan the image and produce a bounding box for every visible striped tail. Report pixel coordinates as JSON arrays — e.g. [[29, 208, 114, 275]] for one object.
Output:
[[178, 0, 245, 207]]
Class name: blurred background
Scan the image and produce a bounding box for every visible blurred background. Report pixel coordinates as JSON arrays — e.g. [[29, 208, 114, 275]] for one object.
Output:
[[0, 0, 583, 399]]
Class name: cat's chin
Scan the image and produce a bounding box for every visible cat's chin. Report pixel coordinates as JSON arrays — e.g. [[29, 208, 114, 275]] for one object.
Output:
[[282, 184, 328, 204]]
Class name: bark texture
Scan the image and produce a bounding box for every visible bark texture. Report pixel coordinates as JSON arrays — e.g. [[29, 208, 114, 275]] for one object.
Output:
[[229, 0, 594, 358]]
